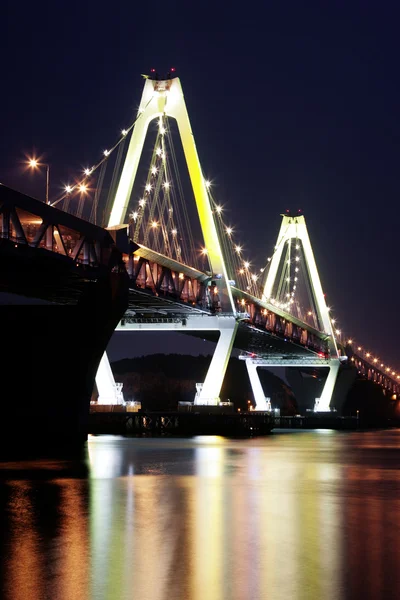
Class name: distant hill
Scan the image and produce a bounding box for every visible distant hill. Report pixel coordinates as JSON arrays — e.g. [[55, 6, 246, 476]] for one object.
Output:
[[111, 354, 297, 414]]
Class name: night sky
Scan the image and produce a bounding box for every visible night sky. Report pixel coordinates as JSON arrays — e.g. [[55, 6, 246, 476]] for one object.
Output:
[[2, 2, 400, 366]]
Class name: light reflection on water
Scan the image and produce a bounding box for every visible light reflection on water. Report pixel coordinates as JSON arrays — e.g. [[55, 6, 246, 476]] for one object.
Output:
[[1, 430, 400, 599]]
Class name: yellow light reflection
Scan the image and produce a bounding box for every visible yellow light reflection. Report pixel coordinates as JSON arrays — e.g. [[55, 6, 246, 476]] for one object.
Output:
[[193, 442, 224, 600], [55, 480, 89, 599], [4, 481, 43, 600]]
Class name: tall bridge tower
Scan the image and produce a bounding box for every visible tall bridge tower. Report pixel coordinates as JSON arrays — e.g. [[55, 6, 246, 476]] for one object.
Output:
[[96, 75, 238, 406]]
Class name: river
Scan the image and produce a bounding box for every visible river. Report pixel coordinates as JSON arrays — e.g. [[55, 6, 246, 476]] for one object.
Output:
[[1, 430, 400, 599]]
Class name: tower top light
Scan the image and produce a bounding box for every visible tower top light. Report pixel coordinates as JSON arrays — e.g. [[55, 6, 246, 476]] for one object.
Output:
[[148, 67, 177, 81]]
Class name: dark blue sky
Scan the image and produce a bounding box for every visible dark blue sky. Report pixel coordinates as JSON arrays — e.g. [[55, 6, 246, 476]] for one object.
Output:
[[2, 2, 400, 365]]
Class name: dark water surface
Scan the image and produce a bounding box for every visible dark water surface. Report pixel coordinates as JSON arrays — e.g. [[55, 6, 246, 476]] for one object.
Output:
[[1, 430, 400, 600]]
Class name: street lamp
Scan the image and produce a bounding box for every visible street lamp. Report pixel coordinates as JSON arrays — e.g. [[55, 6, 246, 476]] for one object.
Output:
[[28, 158, 50, 204]]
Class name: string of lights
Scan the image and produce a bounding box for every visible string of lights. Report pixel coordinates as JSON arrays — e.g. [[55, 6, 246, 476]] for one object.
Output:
[[51, 98, 153, 208], [129, 115, 201, 269], [207, 190, 311, 316], [325, 311, 399, 379]]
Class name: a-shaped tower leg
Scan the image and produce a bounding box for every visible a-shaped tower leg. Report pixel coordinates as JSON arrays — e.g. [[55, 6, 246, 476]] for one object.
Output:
[[245, 359, 271, 411], [314, 359, 341, 412], [95, 352, 121, 405], [194, 317, 238, 405]]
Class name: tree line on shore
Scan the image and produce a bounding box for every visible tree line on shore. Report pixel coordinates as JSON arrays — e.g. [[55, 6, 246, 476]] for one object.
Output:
[[111, 354, 297, 413]]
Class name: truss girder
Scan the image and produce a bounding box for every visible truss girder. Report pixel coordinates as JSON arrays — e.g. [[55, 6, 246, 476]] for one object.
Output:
[[0, 185, 122, 271], [127, 255, 212, 310], [234, 295, 328, 355]]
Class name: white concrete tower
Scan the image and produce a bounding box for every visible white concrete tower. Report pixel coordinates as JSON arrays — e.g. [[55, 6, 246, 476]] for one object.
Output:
[[97, 76, 238, 406], [259, 214, 340, 412]]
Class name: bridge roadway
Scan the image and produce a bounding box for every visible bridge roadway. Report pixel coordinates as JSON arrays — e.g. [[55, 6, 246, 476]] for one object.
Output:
[[0, 183, 325, 360], [1, 184, 396, 401], [110, 234, 330, 358], [112, 238, 399, 393]]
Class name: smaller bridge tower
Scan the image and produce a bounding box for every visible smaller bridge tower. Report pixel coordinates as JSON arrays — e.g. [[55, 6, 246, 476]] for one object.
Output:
[[244, 212, 340, 412]]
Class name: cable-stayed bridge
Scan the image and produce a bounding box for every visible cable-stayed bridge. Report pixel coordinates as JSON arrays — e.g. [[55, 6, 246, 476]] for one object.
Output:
[[3, 72, 398, 420]]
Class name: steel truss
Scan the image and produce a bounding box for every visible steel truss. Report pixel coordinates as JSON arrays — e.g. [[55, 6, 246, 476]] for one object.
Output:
[[0, 185, 122, 270]]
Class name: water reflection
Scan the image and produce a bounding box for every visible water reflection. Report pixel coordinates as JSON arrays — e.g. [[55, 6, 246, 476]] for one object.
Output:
[[1, 476, 89, 600], [4, 481, 44, 600], [1, 431, 400, 599]]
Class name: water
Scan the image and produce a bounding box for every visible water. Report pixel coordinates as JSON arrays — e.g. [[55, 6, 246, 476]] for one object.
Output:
[[1, 430, 400, 600]]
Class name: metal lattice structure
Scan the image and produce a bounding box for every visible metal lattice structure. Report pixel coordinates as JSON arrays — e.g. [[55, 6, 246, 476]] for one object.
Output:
[[0, 185, 123, 271]]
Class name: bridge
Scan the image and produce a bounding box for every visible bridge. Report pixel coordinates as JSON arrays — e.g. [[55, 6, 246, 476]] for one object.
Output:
[[2, 73, 398, 431]]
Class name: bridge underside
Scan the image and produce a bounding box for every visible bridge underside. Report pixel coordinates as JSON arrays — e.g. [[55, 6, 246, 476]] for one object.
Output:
[[125, 286, 210, 318], [121, 287, 322, 358], [116, 287, 333, 409], [184, 324, 320, 357]]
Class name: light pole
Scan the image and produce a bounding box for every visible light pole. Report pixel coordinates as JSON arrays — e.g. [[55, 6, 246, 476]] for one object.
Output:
[[28, 158, 50, 204], [27, 158, 52, 250]]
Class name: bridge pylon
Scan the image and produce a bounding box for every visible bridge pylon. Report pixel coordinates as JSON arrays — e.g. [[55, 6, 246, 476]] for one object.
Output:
[[261, 214, 340, 412], [108, 76, 235, 314], [96, 76, 239, 408]]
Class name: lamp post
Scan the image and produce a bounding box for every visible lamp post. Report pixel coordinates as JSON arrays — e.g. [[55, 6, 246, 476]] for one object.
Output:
[[28, 158, 50, 204], [27, 158, 52, 250]]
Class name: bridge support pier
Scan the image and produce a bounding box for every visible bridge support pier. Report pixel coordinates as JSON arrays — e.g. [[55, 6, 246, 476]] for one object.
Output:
[[240, 356, 342, 413], [194, 317, 238, 406], [314, 358, 340, 412], [115, 315, 238, 408], [95, 352, 123, 405], [245, 359, 271, 411]]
